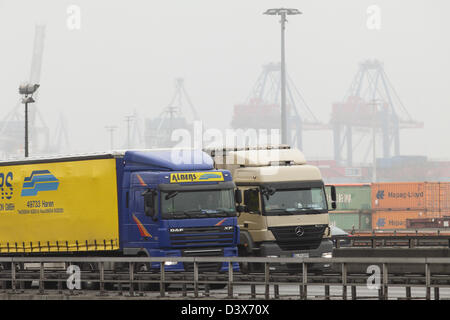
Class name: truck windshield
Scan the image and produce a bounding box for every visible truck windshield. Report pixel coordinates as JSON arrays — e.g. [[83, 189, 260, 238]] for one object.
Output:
[[161, 189, 236, 219], [263, 187, 327, 215]]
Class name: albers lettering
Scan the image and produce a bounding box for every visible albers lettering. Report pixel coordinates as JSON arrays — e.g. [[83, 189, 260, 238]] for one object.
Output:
[[171, 173, 197, 183]]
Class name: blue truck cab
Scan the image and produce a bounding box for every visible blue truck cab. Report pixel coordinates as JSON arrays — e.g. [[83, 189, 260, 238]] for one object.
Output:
[[119, 149, 239, 271]]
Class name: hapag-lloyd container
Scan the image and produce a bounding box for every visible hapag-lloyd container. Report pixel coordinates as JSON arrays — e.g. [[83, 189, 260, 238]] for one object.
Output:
[[440, 183, 450, 210], [406, 213, 450, 229], [372, 211, 441, 230], [371, 182, 449, 211]]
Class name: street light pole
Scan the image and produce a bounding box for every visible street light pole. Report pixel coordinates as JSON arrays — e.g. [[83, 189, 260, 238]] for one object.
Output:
[[19, 83, 39, 158], [25, 101, 29, 157], [264, 8, 301, 146], [280, 11, 287, 146]]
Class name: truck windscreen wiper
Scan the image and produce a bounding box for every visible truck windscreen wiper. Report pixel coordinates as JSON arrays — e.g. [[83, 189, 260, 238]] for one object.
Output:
[[183, 210, 205, 218], [214, 208, 236, 217], [169, 211, 190, 219], [301, 208, 325, 213], [265, 208, 325, 215], [290, 208, 325, 214], [199, 209, 231, 217], [162, 211, 203, 219], [264, 208, 292, 215], [167, 209, 236, 218]]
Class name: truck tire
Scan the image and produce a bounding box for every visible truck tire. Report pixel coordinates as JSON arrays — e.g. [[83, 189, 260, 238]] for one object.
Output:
[[208, 283, 227, 290], [238, 246, 257, 274], [133, 255, 163, 292], [238, 231, 257, 274]]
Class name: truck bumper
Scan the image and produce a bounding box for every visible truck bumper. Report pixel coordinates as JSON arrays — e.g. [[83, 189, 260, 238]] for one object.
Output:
[[147, 247, 239, 272], [258, 239, 334, 272]]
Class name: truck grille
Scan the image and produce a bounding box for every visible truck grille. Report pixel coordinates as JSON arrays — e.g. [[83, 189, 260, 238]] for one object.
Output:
[[169, 226, 234, 248], [268, 225, 327, 251], [182, 249, 224, 272]]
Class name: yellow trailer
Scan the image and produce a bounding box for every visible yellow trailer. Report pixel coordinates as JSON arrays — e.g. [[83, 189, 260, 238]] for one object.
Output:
[[0, 157, 119, 253]]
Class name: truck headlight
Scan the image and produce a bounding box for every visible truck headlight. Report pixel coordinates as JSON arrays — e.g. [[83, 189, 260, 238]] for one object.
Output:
[[164, 261, 178, 266], [321, 252, 332, 259], [266, 255, 279, 258]]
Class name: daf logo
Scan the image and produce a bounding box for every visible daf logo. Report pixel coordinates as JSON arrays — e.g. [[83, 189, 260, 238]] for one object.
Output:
[[295, 226, 305, 237], [169, 228, 184, 233]]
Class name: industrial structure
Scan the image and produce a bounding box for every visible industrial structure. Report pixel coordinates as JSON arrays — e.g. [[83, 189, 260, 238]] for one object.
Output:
[[123, 110, 145, 149], [0, 25, 71, 159], [229, 60, 450, 183], [145, 78, 199, 148], [330, 59, 423, 167], [0, 25, 50, 158], [231, 62, 326, 150], [47, 113, 70, 154], [319, 59, 443, 183]]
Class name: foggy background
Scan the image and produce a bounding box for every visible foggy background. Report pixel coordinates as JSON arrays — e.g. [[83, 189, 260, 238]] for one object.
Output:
[[0, 0, 448, 161]]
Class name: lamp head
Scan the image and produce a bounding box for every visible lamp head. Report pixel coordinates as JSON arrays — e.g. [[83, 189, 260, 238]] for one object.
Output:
[[19, 83, 40, 95]]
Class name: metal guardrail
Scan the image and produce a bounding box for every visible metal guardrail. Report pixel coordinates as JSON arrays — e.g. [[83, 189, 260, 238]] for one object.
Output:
[[335, 235, 450, 248], [0, 256, 450, 300]]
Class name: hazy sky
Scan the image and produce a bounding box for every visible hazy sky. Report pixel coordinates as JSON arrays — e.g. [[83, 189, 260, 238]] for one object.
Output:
[[0, 1, 449, 161]]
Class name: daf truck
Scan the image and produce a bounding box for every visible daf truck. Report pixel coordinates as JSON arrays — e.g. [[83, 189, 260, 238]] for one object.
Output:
[[204, 145, 336, 272], [0, 149, 239, 273]]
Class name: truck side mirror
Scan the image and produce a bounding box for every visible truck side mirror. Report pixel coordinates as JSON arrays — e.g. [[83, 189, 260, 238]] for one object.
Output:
[[243, 189, 259, 213], [330, 185, 337, 210], [142, 189, 157, 219], [235, 189, 242, 204], [243, 190, 250, 206]]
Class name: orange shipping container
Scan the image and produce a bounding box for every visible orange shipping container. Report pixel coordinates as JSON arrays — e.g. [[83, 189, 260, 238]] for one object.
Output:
[[372, 211, 441, 230], [440, 183, 450, 210], [372, 182, 446, 211], [425, 182, 440, 211], [441, 210, 450, 218]]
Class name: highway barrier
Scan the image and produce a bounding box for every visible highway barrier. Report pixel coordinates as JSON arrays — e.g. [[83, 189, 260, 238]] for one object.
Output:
[[0, 256, 449, 300]]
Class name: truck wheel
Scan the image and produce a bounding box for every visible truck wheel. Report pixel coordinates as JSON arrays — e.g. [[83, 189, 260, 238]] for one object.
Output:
[[239, 261, 250, 274], [133, 262, 165, 291], [208, 283, 227, 290], [238, 247, 252, 274]]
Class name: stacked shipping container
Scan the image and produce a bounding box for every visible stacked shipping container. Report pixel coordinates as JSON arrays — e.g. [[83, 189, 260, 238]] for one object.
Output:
[[371, 182, 450, 230], [325, 184, 372, 232], [325, 182, 450, 231]]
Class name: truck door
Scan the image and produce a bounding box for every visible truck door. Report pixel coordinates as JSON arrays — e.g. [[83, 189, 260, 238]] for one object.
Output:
[[128, 187, 155, 243], [239, 187, 265, 232]]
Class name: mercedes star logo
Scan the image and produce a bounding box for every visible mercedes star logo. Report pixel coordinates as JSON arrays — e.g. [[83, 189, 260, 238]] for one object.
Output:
[[295, 226, 304, 237]]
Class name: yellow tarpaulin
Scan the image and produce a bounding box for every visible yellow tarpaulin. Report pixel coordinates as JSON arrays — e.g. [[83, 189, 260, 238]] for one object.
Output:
[[0, 158, 119, 253]]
